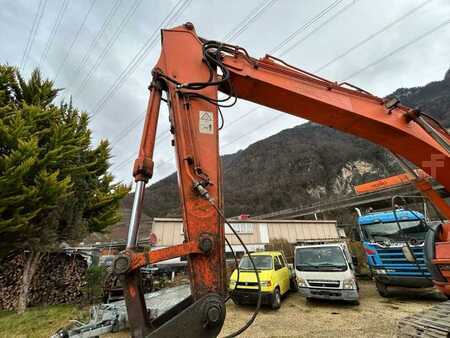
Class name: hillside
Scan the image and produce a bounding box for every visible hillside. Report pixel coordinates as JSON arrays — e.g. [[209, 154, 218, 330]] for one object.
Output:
[[121, 68, 450, 221]]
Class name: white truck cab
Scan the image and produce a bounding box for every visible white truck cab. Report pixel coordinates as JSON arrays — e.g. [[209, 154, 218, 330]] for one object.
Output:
[[294, 242, 359, 304]]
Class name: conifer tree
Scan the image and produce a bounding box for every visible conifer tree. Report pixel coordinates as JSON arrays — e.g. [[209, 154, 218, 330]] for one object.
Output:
[[0, 65, 129, 312]]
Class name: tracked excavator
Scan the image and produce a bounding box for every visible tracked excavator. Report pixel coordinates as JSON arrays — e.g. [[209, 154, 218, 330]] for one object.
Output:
[[112, 23, 450, 337]]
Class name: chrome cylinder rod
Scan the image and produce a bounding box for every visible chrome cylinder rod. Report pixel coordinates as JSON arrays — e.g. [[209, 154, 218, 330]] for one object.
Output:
[[126, 180, 146, 249]]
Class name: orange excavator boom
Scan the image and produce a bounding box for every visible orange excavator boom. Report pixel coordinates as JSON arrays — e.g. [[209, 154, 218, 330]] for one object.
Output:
[[112, 23, 450, 337]]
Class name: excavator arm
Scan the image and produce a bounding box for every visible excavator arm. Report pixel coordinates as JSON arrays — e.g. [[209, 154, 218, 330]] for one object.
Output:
[[113, 23, 450, 337]]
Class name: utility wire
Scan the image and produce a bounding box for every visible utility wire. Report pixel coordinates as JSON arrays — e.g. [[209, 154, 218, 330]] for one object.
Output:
[[89, 0, 191, 118], [101, 0, 274, 150], [278, 0, 358, 57], [215, 0, 351, 137], [112, 131, 171, 171], [268, 0, 345, 55], [39, 0, 69, 68], [21, 0, 47, 71], [68, 0, 122, 86], [343, 18, 450, 81], [222, 0, 278, 42], [111, 0, 346, 178], [73, 0, 143, 97], [54, 0, 97, 82], [110, 111, 146, 146], [315, 0, 433, 74], [220, 3, 446, 153]]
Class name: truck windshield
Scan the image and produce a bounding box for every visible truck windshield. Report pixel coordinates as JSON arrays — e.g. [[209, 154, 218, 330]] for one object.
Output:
[[239, 255, 273, 270], [295, 247, 347, 272], [362, 220, 427, 243]]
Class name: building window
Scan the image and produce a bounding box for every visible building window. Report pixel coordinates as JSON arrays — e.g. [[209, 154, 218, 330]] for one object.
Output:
[[225, 223, 254, 234]]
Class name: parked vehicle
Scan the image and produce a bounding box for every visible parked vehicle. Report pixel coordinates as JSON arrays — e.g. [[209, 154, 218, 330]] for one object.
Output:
[[228, 251, 295, 309], [357, 208, 432, 297], [294, 243, 359, 304]]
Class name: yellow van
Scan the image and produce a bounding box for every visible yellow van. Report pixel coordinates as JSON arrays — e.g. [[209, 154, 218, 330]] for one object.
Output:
[[228, 251, 294, 309]]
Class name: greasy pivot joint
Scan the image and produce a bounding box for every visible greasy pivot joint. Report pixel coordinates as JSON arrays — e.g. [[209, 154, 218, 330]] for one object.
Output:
[[112, 255, 131, 275], [203, 295, 225, 329], [199, 234, 214, 254]]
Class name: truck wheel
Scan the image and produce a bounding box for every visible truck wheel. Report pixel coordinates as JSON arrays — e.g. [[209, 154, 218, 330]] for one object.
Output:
[[271, 288, 281, 310], [375, 281, 390, 297]]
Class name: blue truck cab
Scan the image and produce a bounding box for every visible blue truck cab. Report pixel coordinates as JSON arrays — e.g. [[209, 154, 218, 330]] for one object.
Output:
[[357, 209, 432, 297]]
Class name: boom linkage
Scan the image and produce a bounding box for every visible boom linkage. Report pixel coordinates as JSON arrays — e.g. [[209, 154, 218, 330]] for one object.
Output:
[[113, 23, 450, 337]]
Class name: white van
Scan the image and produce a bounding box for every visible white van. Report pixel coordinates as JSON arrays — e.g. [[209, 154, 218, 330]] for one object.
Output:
[[294, 243, 359, 304]]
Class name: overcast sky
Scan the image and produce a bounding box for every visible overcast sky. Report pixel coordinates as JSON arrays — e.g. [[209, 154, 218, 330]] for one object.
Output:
[[1, 0, 450, 188]]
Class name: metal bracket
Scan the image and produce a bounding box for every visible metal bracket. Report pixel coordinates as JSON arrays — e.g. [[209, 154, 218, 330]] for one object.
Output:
[[148, 293, 225, 338]]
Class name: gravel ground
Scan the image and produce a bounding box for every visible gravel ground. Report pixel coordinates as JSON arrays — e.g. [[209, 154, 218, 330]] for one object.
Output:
[[107, 280, 446, 338], [219, 280, 446, 338]]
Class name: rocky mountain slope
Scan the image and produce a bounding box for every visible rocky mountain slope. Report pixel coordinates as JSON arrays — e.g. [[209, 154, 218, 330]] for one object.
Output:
[[121, 68, 450, 220]]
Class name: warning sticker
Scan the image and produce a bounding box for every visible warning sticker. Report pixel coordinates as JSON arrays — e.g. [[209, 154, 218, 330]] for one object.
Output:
[[199, 111, 214, 134]]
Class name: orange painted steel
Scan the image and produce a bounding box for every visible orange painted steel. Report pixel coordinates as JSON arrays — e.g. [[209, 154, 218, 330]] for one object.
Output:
[[122, 23, 450, 334], [128, 241, 201, 271], [354, 170, 428, 195], [133, 83, 162, 182]]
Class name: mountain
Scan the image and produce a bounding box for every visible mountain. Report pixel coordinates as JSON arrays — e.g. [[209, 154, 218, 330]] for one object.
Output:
[[121, 68, 450, 221]]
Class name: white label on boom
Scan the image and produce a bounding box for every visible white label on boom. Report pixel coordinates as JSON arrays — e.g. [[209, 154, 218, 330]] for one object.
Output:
[[199, 111, 214, 134]]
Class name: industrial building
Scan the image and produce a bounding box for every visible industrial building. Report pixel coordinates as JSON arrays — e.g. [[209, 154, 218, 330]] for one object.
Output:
[[151, 218, 342, 257]]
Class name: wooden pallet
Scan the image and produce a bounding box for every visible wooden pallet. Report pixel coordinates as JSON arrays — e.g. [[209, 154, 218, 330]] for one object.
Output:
[[397, 301, 450, 337]]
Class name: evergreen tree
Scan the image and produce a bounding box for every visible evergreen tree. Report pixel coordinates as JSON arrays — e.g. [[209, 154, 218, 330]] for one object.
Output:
[[0, 65, 129, 312]]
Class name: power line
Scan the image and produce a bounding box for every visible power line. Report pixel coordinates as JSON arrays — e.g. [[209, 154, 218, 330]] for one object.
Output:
[[54, 0, 97, 82], [112, 131, 171, 171], [278, 0, 359, 57], [268, 0, 345, 55], [221, 112, 286, 150], [315, 0, 433, 74], [222, 0, 278, 42], [68, 0, 122, 86], [221, 18, 450, 154], [110, 111, 146, 146], [100, 0, 270, 147], [39, 0, 69, 68], [112, 0, 346, 176], [343, 18, 450, 81], [89, 0, 191, 118], [215, 0, 351, 133], [73, 0, 143, 97], [21, 0, 47, 71]]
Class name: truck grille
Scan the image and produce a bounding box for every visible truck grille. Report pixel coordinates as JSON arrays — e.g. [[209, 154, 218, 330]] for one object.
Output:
[[236, 282, 258, 287], [376, 246, 431, 276], [307, 280, 340, 288]]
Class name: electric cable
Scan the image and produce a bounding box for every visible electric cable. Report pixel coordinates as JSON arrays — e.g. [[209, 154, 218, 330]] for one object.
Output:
[[54, 0, 97, 82], [315, 0, 432, 74], [68, 0, 122, 85], [222, 0, 278, 42], [269, 0, 345, 55], [279, 0, 358, 57], [21, 0, 48, 71], [39, 0, 69, 68], [89, 0, 191, 118], [73, 0, 143, 97], [343, 19, 450, 81]]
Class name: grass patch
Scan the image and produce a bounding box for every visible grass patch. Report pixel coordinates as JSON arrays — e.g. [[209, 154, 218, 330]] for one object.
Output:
[[0, 304, 88, 338]]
